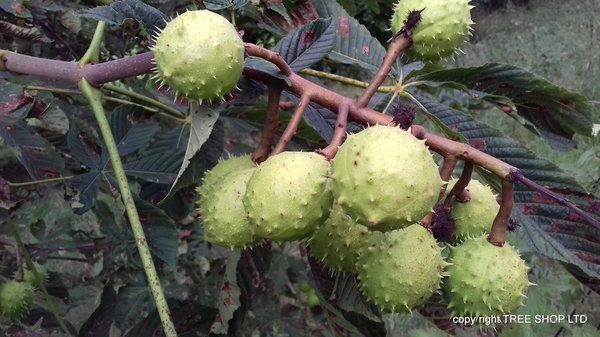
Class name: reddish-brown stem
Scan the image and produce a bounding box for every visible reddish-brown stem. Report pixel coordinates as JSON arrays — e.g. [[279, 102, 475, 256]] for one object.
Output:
[[509, 170, 600, 230], [252, 85, 283, 164], [488, 180, 514, 246], [279, 101, 295, 110], [451, 161, 474, 203], [272, 94, 311, 155], [1, 51, 155, 86], [411, 125, 515, 178], [316, 104, 349, 160], [438, 156, 458, 200], [420, 214, 433, 228], [356, 37, 411, 108], [2, 43, 598, 231], [244, 43, 292, 76], [420, 156, 458, 227]]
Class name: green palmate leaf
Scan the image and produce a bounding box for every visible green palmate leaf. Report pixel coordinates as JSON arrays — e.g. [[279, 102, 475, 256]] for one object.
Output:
[[308, 256, 385, 337], [67, 109, 159, 214], [311, 0, 396, 76], [385, 312, 449, 336], [284, 93, 336, 143], [163, 104, 220, 198], [337, 0, 357, 16], [123, 151, 180, 184], [0, 20, 51, 42], [412, 93, 600, 280], [80, 0, 168, 35], [273, 18, 336, 72], [363, 0, 381, 15], [78, 284, 118, 337], [134, 197, 178, 267], [211, 251, 241, 335], [404, 329, 450, 337], [569, 326, 600, 337], [0, 115, 65, 180], [244, 56, 291, 85], [499, 261, 583, 337], [124, 308, 161, 337], [334, 273, 380, 322], [416, 63, 595, 148], [0, 0, 31, 18], [110, 106, 159, 157], [204, 0, 233, 10], [159, 121, 224, 198], [114, 279, 153, 331]]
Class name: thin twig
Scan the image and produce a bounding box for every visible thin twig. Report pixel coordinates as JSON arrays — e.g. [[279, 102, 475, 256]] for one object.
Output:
[[244, 43, 292, 76], [252, 85, 282, 163], [450, 161, 473, 203], [488, 180, 514, 246], [438, 156, 458, 200], [272, 94, 311, 155], [7, 175, 74, 187], [103, 84, 186, 122], [421, 156, 459, 227], [509, 170, 600, 230], [25, 85, 185, 122], [46, 255, 89, 263], [356, 36, 411, 108], [316, 104, 349, 160]]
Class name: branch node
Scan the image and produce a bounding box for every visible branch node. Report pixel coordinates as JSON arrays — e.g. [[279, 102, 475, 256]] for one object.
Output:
[[487, 179, 514, 247], [316, 104, 349, 160], [252, 85, 283, 164], [451, 161, 474, 203], [272, 94, 311, 155], [391, 103, 417, 130], [356, 34, 412, 108]]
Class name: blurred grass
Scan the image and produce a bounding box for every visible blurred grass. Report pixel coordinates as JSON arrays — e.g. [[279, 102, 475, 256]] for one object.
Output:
[[454, 0, 600, 102], [449, 0, 600, 195]]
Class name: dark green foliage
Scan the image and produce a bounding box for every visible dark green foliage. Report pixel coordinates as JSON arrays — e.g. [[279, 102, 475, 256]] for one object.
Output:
[[0, 0, 598, 336]]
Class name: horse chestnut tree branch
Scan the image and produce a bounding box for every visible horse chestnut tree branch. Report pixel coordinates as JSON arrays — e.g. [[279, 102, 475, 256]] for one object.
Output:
[[0, 0, 598, 335]]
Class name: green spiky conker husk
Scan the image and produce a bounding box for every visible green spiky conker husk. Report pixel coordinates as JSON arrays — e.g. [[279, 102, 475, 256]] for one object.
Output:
[[23, 262, 48, 289], [0, 280, 34, 320], [356, 225, 446, 312], [448, 178, 499, 242], [198, 155, 255, 198], [152, 10, 245, 101], [331, 125, 443, 231], [243, 152, 332, 242], [444, 235, 530, 316], [390, 0, 474, 61], [198, 168, 257, 249], [308, 205, 372, 273]]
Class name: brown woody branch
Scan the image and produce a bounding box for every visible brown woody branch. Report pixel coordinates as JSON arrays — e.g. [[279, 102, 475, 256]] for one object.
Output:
[[244, 43, 292, 76], [488, 180, 514, 246], [272, 94, 311, 155], [1, 51, 155, 86], [510, 171, 600, 229], [316, 103, 349, 160], [420, 156, 458, 228], [2, 42, 598, 232], [355, 36, 411, 108], [438, 156, 458, 199], [449, 161, 473, 203], [252, 85, 282, 164]]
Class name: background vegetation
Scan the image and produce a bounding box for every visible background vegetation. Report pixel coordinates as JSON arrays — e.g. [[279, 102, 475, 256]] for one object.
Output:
[[0, 0, 598, 336]]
